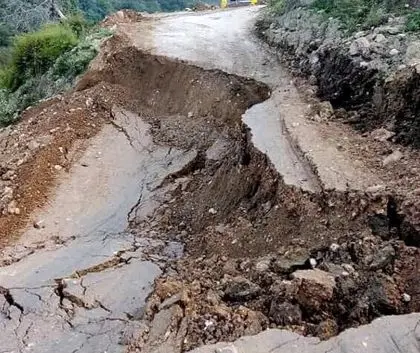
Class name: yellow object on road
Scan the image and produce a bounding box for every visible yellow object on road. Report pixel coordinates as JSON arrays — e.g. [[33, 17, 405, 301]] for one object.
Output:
[[250, 0, 257, 4], [221, 0, 227, 8]]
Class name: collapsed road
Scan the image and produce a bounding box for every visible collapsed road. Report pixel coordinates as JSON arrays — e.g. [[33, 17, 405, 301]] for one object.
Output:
[[0, 6, 419, 353]]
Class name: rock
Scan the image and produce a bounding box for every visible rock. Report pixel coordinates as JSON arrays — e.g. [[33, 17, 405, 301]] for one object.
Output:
[[291, 269, 336, 311], [272, 250, 309, 274], [187, 111, 194, 118], [33, 220, 44, 229], [374, 33, 386, 43], [7, 200, 19, 215], [1, 170, 15, 181], [354, 31, 366, 38], [206, 138, 229, 161], [349, 37, 370, 57], [254, 256, 272, 272], [317, 101, 334, 120], [370, 127, 395, 142], [316, 319, 338, 340], [208, 208, 217, 215], [27, 140, 40, 151], [309, 258, 317, 268], [367, 275, 400, 312], [243, 309, 266, 336], [383, 150, 403, 166], [159, 292, 182, 310], [381, 26, 401, 35], [330, 243, 340, 252], [402, 293, 411, 303], [54, 165, 63, 171], [389, 48, 399, 56], [224, 276, 261, 301], [368, 244, 395, 270], [269, 301, 302, 326], [405, 40, 420, 66]]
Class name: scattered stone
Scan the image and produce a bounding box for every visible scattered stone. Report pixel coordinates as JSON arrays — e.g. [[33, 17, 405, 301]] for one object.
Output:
[[349, 37, 370, 57], [369, 244, 395, 270], [33, 220, 44, 229], [224, 276, 261, 301], [317, 101, 334, 120], [254, 256, 272, 272], [272, 250, 309, 274], [389, 48, 399, 56], [1, 170, 15, 181], [371, 127, 395, 142], [269, 301, 302, 326], [405, 40, 420, 66], [383, 150, 403, 166], [208, 208, 217, 215], [291, 269, 336, 311], [374, 33, 386, 43], [187, 112, 194, 118], [159, 292, 182, 310], [367, 275, 400, 312], [330, 243, 340, 252], [402, 293, 411, 303], [309, 258, 317, 268], [7, 200, 19, 215], [27, 140, 40, 151], [54, 165, 63, 171]]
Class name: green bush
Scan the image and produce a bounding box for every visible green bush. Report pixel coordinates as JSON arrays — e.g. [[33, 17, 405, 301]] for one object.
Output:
[[8, 24, 78, 90], [0, 66, 15, 89], [53, 28, 111, 78], [406, 9, 420, 31], [61, 13, 92, 38], [269, 0, 286, 14], [0, 26, 112, 126], [311, 0, 409, 31], [0, 47, 12, 68]]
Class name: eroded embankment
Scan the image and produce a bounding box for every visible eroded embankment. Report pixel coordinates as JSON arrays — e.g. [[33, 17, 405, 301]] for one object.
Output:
[[74, 39, 420, 353], [1, 33, 419, 353], [256, 7, 420, 148]]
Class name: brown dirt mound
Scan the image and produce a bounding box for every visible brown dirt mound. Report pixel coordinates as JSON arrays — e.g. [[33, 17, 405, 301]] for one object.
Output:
[[101, 10, 144, 27]]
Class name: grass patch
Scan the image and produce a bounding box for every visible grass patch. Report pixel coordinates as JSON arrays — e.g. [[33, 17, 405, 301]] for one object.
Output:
[[5, 24, 78, 90], [406, 9, 420, 31], [310, 0, 409, 31], [0, 26, 112, 126]]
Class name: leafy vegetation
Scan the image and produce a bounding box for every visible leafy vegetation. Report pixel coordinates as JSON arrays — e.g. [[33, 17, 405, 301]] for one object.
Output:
[[0, 18, 111, 125], [3, 24, 78, 90], [406, 9, 420, 31], [310, 0, 411, 31], [0, 0, 216, 126], [268, 0, 285, 15]]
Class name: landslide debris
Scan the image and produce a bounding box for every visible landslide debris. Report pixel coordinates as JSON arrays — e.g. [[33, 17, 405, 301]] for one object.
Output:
[[128, 129, 420, 351]]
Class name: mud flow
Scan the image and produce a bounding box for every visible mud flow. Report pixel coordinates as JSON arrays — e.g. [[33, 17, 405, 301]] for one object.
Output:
[[1, 34, 419, 353]]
